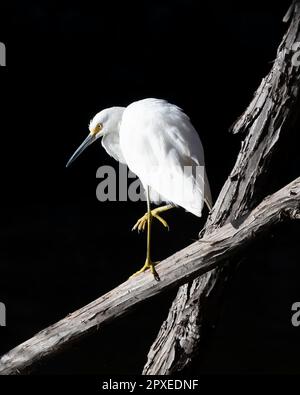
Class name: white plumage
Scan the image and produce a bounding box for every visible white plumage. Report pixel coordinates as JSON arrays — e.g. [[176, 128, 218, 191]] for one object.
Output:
[[119, 99, 212, 216], [82, 98, 212, 216], [67, 98, 212, 277]]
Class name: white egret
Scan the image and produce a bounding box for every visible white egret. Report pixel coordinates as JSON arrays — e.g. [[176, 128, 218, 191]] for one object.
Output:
[[67, 98, 212, 280]]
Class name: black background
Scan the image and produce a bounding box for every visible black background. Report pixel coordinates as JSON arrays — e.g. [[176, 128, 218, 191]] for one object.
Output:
[[0, 0, 299, 375]]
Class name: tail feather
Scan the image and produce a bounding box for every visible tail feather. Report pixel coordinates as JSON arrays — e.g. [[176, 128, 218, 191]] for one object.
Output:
[[204, 197, 213, 211], [204, 170, 213, 211]]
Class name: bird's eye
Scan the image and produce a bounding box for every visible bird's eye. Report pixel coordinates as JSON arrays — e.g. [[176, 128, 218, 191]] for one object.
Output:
[[92, 123, 103, 135]]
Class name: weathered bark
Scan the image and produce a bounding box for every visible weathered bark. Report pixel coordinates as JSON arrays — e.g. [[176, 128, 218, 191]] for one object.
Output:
[[143, 1, 300, 375], [0, 178, 299, 374]]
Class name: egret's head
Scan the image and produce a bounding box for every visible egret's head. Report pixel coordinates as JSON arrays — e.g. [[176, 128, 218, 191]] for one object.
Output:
[[89, 108, 120, 138], [66, 107, 124, 167]]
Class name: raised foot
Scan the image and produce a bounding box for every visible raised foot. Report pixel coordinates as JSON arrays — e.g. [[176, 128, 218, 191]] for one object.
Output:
[[132, 209, 169, 233], [130, 259, 160, 281]]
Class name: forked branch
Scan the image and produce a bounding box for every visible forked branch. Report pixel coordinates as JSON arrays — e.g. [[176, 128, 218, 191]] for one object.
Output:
[[143, 0, 300, 374], [0, 178, 299, 374]]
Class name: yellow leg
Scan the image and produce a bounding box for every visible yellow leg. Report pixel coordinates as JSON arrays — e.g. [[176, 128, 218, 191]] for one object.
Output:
[[132, 204, 173, 232], [130, 187, 162, 281]]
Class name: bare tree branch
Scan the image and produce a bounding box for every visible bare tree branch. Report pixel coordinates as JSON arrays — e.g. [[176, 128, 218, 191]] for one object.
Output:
[[0, 178, 299, 375], [143, 1, 300, 375], [0, 1, 299, 376]]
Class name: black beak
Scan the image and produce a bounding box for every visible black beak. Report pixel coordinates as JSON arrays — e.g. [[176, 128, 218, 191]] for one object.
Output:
[[66, 134, 96, 168]]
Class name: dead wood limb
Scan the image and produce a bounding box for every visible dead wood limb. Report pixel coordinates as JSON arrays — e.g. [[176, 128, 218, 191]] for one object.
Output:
[[0, 178, 299, 375], [143, 1, 300, 375]]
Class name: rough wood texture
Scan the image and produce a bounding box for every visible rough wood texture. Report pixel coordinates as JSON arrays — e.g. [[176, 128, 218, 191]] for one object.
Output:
[[143, 2, 300, 375], [0, 178, 299, 374]]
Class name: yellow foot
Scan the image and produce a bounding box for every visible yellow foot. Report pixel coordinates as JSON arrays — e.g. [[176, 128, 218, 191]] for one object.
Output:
[[132, 209, 169, 233], [130, 259, 160, 281]]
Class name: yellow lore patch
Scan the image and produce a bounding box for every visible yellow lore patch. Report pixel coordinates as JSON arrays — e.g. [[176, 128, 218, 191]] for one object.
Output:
[[91, 123, 103, 136]]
